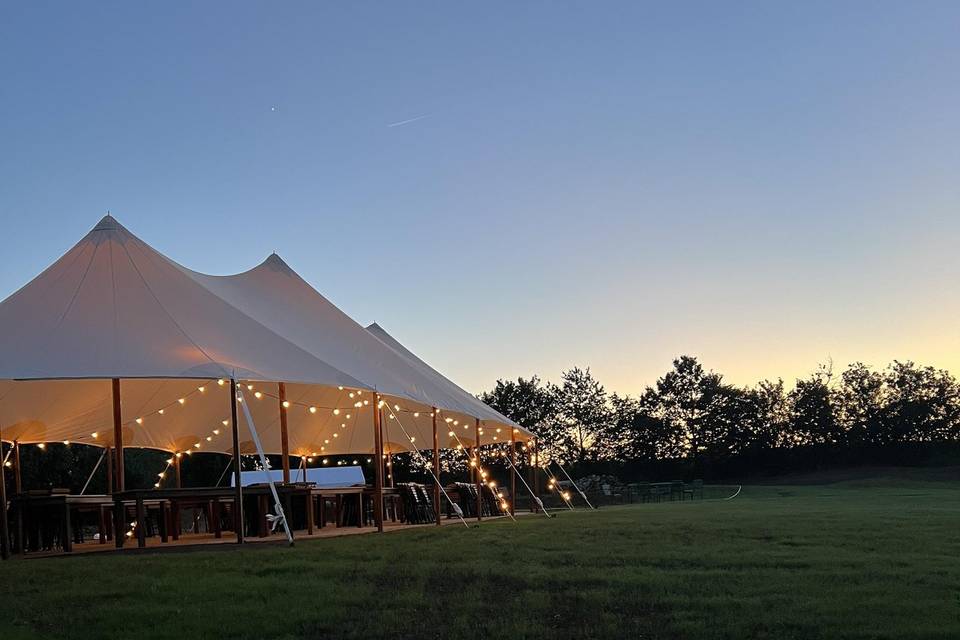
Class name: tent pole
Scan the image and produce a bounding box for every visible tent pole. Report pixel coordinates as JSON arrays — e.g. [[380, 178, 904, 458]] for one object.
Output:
[[230, 379, 244, 544], [510, 430, 517, 517], [112, 378, 125, 549], [105, 445, 112, 495], [387, 451, 393, 488], [0, 433, 10, 560], [278, 382, 291, 484], [373, 394, 384, 532], [474, 418, 482, 522], [379, 407, 388, 488], [533, 438, 540, 513], [236, 387, 293, 545], [432, 408, 441, 526], [112, 378, 124, 492], [13, 441, 22, 494], [174, 452, 182, 488]]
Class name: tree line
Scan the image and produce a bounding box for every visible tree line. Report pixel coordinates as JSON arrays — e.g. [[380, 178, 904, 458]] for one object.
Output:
[[479, 356, 960, 479]]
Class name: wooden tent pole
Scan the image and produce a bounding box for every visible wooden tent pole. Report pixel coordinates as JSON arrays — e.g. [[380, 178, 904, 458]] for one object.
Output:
[[112, 378, 125, 549], [111, 378, 124, 492], [474, 418, 482, 522], [105, 445, 113, 495], [432, 408, 441, 526], [230, 379, 244, 544], [531, 438, 539, 513], [510, 430, 517, 517], [0, 432, 10, 560], [174, 453, 182, 488], [373, 394, 384, 532], [278, 382, 291, 484], [13, 441, 21, 494], [14, 441, 23, 554]]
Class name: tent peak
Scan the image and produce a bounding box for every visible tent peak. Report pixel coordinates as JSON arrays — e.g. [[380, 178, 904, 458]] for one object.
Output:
[[263, 252, 295, 275], [92, 213, 122, 232]]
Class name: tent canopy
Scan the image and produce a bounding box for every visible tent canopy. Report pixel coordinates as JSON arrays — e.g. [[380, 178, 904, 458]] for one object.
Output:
[[0, 216, 532, 455]]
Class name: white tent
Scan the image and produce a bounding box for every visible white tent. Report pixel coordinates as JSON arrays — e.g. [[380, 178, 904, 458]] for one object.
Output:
[[366, 323, 522, 450], [0, 216, 532, 456]]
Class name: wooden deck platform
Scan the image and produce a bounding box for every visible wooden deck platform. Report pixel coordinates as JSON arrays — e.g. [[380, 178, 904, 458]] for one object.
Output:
[[14, 513, 527, 560]]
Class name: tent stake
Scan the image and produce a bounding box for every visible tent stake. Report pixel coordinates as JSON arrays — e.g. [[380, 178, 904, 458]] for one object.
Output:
[[230, 379, 244, 544]]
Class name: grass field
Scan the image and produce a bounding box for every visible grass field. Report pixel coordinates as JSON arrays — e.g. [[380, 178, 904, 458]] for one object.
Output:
[[1, 471, 958, 639]]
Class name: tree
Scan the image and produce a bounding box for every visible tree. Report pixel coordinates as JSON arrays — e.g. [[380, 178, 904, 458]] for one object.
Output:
[[881, 361, 960, 444], [649, 356, 723, 462], [745, 379, 790, 450], [479, 376, 555, 435], [788, 369, 841, 446], [834, 363, 884, 447], [542, 367, 612, 464]]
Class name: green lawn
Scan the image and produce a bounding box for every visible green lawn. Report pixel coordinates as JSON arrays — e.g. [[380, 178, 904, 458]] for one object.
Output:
[[1, 474, 958, 639]]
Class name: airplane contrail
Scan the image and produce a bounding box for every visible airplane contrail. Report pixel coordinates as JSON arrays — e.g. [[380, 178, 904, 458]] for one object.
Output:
[[387, 114, 429, 128]]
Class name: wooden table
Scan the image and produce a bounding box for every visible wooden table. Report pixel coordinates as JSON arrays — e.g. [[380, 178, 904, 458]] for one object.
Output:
[[116, 487, 238, 548], [10, 493, 167, 553], [308, 486, 365, 531]]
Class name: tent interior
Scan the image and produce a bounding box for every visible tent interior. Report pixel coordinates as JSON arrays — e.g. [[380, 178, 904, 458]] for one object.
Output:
[[0, 216, 538, 557]]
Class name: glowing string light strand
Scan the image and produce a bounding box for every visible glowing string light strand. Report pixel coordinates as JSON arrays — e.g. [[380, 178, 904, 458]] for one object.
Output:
[[554, 460, 595, 509], [440, 411, 551, 519], [382, 404, 470, 528], [442, 425, 516, 522], [544, 466, 575, 510]]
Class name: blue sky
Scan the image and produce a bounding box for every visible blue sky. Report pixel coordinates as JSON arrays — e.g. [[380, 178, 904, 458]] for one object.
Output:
[[1, 2, 959, 394]]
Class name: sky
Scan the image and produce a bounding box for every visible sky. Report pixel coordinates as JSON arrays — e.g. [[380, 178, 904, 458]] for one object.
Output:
[[1, 2, 959, 396]]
